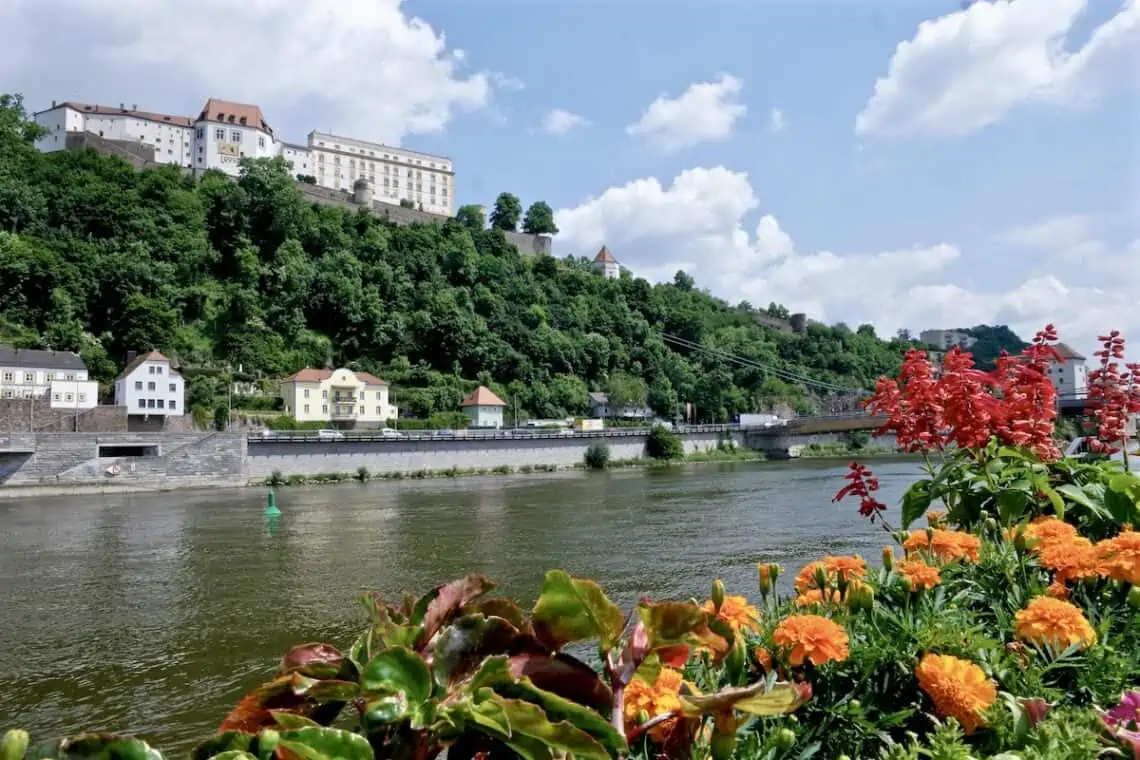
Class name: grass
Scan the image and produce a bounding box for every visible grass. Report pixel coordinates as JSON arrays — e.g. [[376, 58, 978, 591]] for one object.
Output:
[[798, 442, 896, 458]]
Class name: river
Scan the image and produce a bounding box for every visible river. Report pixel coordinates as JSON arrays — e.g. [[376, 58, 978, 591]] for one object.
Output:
[[0, 458, 921, 752]]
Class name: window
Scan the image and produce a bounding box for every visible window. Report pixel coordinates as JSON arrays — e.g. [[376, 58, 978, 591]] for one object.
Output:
[[258, 136, 265, 148], [156, 366, 163, 375], [376, 391, 382, 399], [169, 383, 176, 392], [148, 382, 156, 391], [169, 400, 176, 410], [24, 372, 33, 383], [1, 372, 11, 382], [322, 404, 328, 414], [230, 130, 241, 142], [196, 126, 204, 139], [138, 399, 145, 408], [304, 388, 310, 398], [65, 393, 73, 402], [214, 127, 225, 140], [79, 393, 86, 402], [376, 407, 381, 416], [147, 399, 156, 408], [157, 399, 165, 409], [359, 391, 365, 400], [53, 393, 61, 402], [66, 373, 75, 381], [134, 380, 142, 390], [303, 404, 310, 414], [322, 389, 328, 399], [0, 390, 10, 399], [149, 365, 155, 374]]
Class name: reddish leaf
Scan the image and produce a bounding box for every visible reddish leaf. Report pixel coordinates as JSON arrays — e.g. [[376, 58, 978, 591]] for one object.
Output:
[[508, 653, 613, 713], [279, 643, 345, 678], [461, 597, 533, 633], [217, 674, 352, 734], [657, 644, 691, 668], [413, 575, 495, 649]]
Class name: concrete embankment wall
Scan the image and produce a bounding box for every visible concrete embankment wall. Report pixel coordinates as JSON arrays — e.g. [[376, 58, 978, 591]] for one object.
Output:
[[246, 431, 743, 480]]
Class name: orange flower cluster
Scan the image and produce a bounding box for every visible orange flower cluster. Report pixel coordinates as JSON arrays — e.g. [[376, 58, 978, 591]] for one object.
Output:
[[865, 325, 1062, 459], [915, 653, 997, 734], [903, 529, 981, 563], [925, 510, 947, 528], [772, 614, 850, 667], [623, 668, 685, 742], [1037, 536, 1100, 584], [1020, 516, 1078, 550], [701, 595, 761, 634], [794, 556, 867, 593], [1098, 529, 1140, 585], [1014, 597, 1097, 651], [896, 559, 940, 591]]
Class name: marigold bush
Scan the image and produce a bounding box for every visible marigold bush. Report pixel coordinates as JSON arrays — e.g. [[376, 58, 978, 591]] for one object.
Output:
[[6, 326, 1140, 760]]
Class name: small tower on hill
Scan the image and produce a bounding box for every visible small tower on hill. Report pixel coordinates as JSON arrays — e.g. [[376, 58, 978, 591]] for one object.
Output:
[[592, 245, 620, 279]]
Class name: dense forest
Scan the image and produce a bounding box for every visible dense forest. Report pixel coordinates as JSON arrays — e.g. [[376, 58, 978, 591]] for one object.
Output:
[[0, 94, 918, 426]]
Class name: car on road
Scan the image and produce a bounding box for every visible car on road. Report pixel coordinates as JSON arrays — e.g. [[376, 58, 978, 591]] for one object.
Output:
[[317, 429, 345, 441], [380, 427, 401, 438]]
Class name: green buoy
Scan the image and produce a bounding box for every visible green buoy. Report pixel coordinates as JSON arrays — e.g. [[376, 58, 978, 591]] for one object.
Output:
[[265, 489, 282, 517]]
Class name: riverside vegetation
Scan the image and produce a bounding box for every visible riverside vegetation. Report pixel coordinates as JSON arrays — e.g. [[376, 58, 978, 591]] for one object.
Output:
[[0, 93, 919, 428], [6, 327, 1140, 759]]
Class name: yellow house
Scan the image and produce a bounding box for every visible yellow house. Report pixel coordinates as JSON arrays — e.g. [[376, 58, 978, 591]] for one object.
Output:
[[280, 368, 397, 425]]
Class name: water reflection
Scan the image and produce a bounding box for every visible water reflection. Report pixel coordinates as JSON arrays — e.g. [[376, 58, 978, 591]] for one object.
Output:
[[0, 459, 919, 751]]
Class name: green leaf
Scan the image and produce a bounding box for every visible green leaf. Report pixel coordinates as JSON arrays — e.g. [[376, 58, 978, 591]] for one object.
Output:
[[431, 614, 523, 687], [1106, 473, 1140, 525], [34, 735, 164, 760], [1056, 483, 1094, 509], [276, 728, 373, 760], [360, 647, 432, 706], [471, 695, 611, 760], [191, 733, 252, 760], [461, 597, 531, 631], [899, 479, 933, 530], [996, 490, 1031, 525], [411, 574, 495, 648], [680, 681, 803, 717], [507, 653, 614, 713], [636, 601, 706, 647], [1035, 479, 1065, 516], [203, 753, 256, 760], [531, 570, 624, 650], [492, 676, 624, 756], [278, 643, 344, 679], [268, 712, 322, 730]]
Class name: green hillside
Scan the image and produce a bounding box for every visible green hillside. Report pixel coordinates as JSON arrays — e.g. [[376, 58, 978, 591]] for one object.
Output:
[[0, 94, 915, 426]]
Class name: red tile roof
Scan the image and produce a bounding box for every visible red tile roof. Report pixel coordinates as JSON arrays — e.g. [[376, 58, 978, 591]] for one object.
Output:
[[593, 245, 616, 264], [54, 101, 193, 128], [115, 350, 171, 381], [1054, 343, 1086, 361], [198, 98, 273, 135], [461, 386, 506, 407], [283, 368, 387, 385], [353, 372, 388, 386]]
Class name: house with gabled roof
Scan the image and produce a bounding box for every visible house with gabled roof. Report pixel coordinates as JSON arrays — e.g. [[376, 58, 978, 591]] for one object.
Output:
[[280, 367, 397, 426], [592, 245, 620, 279], [1048, 342, 1088, 400], [114, 351, 184, 417], [461, 386, 507, 428]]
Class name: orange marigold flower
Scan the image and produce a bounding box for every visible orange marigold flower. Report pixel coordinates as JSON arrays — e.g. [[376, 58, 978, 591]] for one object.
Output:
[[1037, 536, 1099, 584], [794, 556, 867, 593], [754, 646, 774, 672], [897, 559, 941, 591], [926, 510, 947, 527], [1045, 580, 1070, 600], [623, 667, 684, 742], [1098, 529, 1140, 585], [915, 653, 997, 734], [903, 529, 982, 563], [701, 594, 761, 633], [772, 614, 850, 667], [1014, 597, 1097, 651], [1022, 516, 1078, 552]]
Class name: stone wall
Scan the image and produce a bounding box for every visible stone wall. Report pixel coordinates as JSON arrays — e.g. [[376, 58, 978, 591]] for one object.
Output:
[[0, 432, 246, 491], [246, 430, 742, 480], [0, 399, 127, 432], [65, 132, 160, 170]]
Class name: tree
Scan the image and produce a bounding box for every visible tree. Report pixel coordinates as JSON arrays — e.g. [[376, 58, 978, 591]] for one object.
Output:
[[455, 204, 485, 232], [673, 271, 695, 291], [604, 372, 648, 415], [489, 192, 522, 232], [521, 201, 558, 235]]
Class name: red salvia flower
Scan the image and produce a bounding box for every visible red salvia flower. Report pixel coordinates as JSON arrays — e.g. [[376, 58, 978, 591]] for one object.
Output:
[[833, 461, 887, 522], [1085, 331, 1140, 453]]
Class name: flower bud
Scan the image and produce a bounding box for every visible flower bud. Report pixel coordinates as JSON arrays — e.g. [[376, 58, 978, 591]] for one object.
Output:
[[849, 699, 861, 710], [757, 565, 772, 596], [1, 730, 30, 760], [636, 709, 650, 725], [983, 516, 998, 534], [257, 729, 280, 756], [925, 526, 936, 544], [848, 583, 875, 613], [892, 530, 909, 545], [769, 564, 782, 582], [1127, 585, 1140, 610], [881, 546, 894, 571], [772, 727, 796, 751], [836, 571, 849, 598], [838, 755, 852, 760], [712, 579, 726, 613], [814, 565, 829, 591]]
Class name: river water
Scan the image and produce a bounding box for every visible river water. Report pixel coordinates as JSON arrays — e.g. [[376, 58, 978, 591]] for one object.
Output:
[[0, 458, 920, 751]]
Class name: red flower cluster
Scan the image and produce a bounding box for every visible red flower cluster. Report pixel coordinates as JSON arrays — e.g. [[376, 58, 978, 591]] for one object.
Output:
[[864, 325, 1063, 460], [833, 462, 887, 522], [1085, 331, 1140, 454]]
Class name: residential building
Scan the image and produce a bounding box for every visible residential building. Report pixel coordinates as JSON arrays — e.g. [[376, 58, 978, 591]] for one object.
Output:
[[461, 386, 507, 429], [34, 101, 194, 166], [592, 246, 620, 279], [306, 131, 453, 215], [587, 392, 652, 420], [113, 351, 184, 417], [919, 329, 977, 351], [0, 347, 94, 402], [280, 368, 397, 425], [1048, 343, 1088, 400]]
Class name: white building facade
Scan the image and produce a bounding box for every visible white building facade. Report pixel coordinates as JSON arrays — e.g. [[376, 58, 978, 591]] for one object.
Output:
[[34, 101, 195, 166], [307, 131, 454, 215], [280, 368, 397, 424], [461, 386, 507, 428], [0, 347, 91, 400], [919, 329, 977, 351], [592, 246, 620, 279], [113, 351, 184, 416], [48, 380, 99, 410], [1049, 343, 1088, 400]]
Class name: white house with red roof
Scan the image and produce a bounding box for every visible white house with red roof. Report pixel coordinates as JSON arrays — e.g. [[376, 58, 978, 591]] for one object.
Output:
[[460, 386, 507, 429], [592, 245, 620, 279], [280, 367, 397, 425], [1048, 343, 1088, 400], [113, 351, 184, 417]]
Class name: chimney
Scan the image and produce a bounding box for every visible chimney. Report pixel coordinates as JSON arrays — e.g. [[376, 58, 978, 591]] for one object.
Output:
[[126, 350, 137, 365], [132, 104, 137, 111], [51, 100, 57, 108], [120, 102, 125, 109]]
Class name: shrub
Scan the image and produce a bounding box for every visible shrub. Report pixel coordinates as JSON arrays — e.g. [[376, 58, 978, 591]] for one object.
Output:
[[355, 466, 371, 482], [266, 470, 285, 487], [584, 442, 610, 469], [646, 425, 684, 460]]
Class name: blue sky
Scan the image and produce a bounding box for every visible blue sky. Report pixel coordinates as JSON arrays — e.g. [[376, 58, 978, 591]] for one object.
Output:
[[1, 0, 1137, 356]]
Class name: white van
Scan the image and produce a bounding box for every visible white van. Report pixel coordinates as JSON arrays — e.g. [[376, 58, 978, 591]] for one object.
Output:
[[317, 429, 345, 441]]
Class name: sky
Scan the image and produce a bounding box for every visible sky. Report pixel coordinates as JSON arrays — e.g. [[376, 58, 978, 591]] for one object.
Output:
[[1, 0, 1138, 358]]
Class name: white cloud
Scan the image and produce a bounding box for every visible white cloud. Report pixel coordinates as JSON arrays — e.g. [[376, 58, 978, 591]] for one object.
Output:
[[856, 0, 1140, 137], [541, 108, 590, 136], [768, 108, 787, 133], [555, 168, 1140, 358], [625, 74, 746, 151], [0, 0, 500, 146]]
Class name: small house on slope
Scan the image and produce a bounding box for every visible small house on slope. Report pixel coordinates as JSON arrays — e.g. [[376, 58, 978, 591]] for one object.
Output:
[[592, 245, 620, 279], [461, 386, 507, 429]]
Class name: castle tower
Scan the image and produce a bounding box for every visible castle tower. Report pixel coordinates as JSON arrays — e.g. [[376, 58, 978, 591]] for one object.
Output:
[[352, 177, 374, 207], [592, 245, 620, 279]]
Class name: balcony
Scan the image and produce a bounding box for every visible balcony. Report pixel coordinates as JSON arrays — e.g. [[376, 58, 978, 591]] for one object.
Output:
[[330, 404, 357, 420]]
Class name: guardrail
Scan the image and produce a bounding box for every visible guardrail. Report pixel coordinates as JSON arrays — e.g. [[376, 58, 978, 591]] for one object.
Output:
[[248, 423, 752, 445]]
